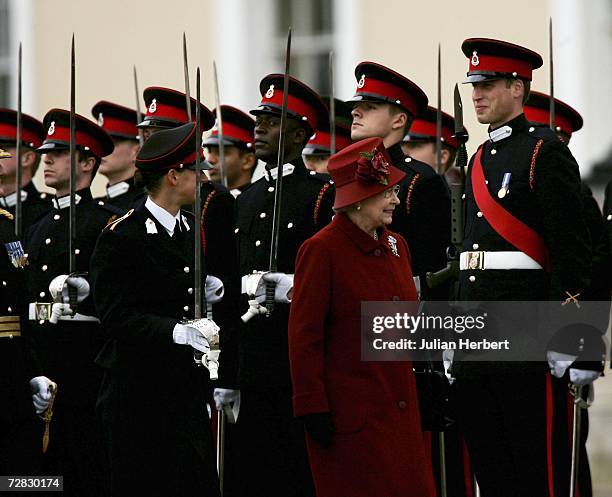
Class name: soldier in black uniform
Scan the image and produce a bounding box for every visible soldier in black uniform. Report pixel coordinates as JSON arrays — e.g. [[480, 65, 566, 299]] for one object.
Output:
[[452, 38, 603, 497], [91, 100, 144, 209], [302, 97, 353, 175], [24, 109, 121, 496], [347, 62, 450, 300], [90, 122, 221, 497], [221, 74, 333, 497], [204, 105, 258, 197], [0, 109, 51, 229]]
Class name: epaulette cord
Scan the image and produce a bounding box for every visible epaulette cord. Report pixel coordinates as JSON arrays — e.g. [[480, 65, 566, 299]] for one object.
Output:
[[105, 209, 134, 231], [405, 173, 421, 215], [529, 139, 544, 191], [313, 182, 331, 226], [201, 190, 218, 255], [0, 208, 14, 220]]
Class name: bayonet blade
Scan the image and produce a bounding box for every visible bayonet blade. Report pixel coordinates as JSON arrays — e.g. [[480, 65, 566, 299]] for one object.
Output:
[[549, 17, 555, 131], [183, 33, 192, 121], [194, 67, 202, 319], [15, 42, 23, 238], [435, 43, 442, 175], [213, 61, 227, 188]]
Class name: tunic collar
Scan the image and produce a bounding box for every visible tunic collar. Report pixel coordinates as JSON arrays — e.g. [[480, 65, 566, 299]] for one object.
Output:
[[52, 188, 92, 209], [106, 179, 132, 199], [488, 113, 528, 143], [0, 189, 27, 208], [333, 211, 389, 255]]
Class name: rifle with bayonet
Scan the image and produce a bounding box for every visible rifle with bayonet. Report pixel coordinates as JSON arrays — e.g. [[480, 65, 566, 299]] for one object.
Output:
[[15, 43, 23, 239], [426, 84, 468, 290], [133, 65, 144, 146]]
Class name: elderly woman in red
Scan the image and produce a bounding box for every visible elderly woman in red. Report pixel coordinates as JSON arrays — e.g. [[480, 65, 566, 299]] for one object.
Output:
[[288, 137, 436, 497]]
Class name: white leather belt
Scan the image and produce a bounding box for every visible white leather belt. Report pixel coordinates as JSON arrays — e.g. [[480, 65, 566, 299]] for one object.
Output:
[[28, 303, 101, 323], [459, 251, 543, 271]]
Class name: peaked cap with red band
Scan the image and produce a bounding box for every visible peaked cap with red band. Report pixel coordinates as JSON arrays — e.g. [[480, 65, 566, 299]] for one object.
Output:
[[304, 97, 353, 156], [328, 136, 405, 210], [0, 108, 45, 149], [91, 100, 143, 141], [524, 91, 583, 139], [462, 38, 543, 83], [136, 122, 208, 172], [403, 106, 468, 150], [251, 74, 327, 133], [139, 86, 215, 131], [347, 61, 428, 118], [203, 105, 255, 149], [37, 109, 114, 159]]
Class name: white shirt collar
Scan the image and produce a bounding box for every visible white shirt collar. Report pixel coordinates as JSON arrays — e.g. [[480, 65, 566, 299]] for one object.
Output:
[[52, 193, 81, 210], [230, 188, 242, 198], [0, 190, 28, 208], [264, 163, 295, 182], [106, 181, 131, 199], [488, 125, 513, 143], [145, 196, 181, 236]]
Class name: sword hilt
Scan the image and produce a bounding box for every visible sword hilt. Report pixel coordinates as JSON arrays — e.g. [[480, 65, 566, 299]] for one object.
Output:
[[265, 281, 275, 316]]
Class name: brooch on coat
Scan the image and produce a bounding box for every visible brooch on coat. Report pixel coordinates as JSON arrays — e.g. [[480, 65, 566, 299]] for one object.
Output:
[[388, 235, 399, 257]]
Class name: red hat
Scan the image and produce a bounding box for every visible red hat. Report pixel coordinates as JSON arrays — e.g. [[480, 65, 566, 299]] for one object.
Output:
[[139, 86, 215, 131], [91, 100, 143, 141], [328, 137, 405, 210], [402, 106, 469, 150], [347, 61, 428, 118], [251, 74, 327, 133], [462, 38, 543, 83], [524, 91, 583, 138], [0, 108, 45, 149], [203, 105, 255, 149], [304, 98, 353, 156], [136, 122, 207, 172], [37, 109, 114, 159]]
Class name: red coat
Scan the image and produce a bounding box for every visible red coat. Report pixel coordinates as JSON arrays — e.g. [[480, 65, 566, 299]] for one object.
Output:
[[289, 212, 436, 497]]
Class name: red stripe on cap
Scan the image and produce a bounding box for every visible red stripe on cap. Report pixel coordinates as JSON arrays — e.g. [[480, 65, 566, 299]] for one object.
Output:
[[100, 115, 139, 139], [410, 119, 459, 149], [469, 54, 532, 80], [45, 125, 104, 158], [146, 101, 190, 124], [355, 77, 418, 116], [0, 122, 42, 148], [211, 122, 253, 145], [524, 107, 574, 137], [260, 89, 319, 130], [308, 130, 352, 151]]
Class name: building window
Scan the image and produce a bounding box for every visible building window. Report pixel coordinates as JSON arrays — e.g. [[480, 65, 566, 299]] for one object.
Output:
[[274, 0, 334, 96], [0, 0, 11, 106]]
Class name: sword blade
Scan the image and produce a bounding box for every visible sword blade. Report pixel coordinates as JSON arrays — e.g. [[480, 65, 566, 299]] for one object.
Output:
[[435, 43, 442, 175], [183, 32, 192, 122], [549, 17, 556, 131], [69, 34, 77, 274], [15, 42, 23, 238], [213, 61, 227, 188], [329, 51, 336, 155], [133, 65, 144, 146], [194, 67, 202, 320]]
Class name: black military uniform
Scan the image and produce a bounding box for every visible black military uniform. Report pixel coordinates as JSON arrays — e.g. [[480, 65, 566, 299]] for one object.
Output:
[[91, 123, 220, 497], [0, 205, 43, 475], [347, 62, 451, 301], [24, 110, 120, 496], [0, 109, 52, 229], [230, 74, 333, 497], [453, 38, 600, 497]]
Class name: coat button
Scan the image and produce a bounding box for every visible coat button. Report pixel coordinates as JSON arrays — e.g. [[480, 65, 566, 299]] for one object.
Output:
[[268, 186, 275, 193], [234, 228, 239, 234], [98, 201, 105, 206], [477, 211, 483, 217], [462, 194, 466, 200], [392, 296, 400, 301], [287, 222, 293, 228], [398, 400, 407, 409], [7, 307, 12, 313], [374, 249, 381, 256], [188, 288, 193, 295], [491, 149, 497, 155], [472, 243, 479, 250], [607, 214, 612, 221], [39, 292, 45, 298], [45, 238, 51, 245], [184, 266, 190, 273], [259, 212, 266, 219], [255, 240, 261, 247], [469, 275, 476, 282], [75, 249, 80, 255], [54, 214, 60, 220], [529, 126, 535, 132], [183, 306, 189, 312], [42, 265, 48, 271], [309, 170, 316, 176], [2, 281, 6, 286], [404, 157, 412, 163]]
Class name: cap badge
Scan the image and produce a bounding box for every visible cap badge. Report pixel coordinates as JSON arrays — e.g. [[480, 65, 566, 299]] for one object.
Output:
[[97, 112, 104, 126], [149, 98, 157, 114], [471, 51, 480, 66], [265, 85, 275, 98], [47, 121, 56, 136], [357, 74, 366, 88]]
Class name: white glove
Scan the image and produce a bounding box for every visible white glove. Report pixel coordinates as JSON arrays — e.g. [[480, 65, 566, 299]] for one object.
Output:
[[569, 368, 601, 386], [547, 350, 577, 378], [204, 348, 220, 381], [49, 303, 73, 324], [29, 376, 56, 414], [241, 271, 294, 303], [213, 388, 241, 423], [173, 318, 219, 353], [205, 275, 224, 304], [442, 349, 455, 384], [49, 275, 90, 304]]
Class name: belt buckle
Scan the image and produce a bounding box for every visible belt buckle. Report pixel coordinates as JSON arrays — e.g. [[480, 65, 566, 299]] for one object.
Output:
[[466, 251, 484, 270], [34, 302, 52, 322]]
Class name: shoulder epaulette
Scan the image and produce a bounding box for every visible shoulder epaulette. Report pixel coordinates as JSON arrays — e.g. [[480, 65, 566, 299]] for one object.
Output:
[[0, 208, 14, 220], [105, 208, 134, 231], [306, 170, 333, 183]]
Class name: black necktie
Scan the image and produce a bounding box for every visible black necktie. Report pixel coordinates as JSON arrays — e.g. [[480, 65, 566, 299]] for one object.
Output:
[[173, 219, 182, 239]]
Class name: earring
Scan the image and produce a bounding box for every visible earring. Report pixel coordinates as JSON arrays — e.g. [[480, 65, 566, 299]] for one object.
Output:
[[356, 204, 361, 211]]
